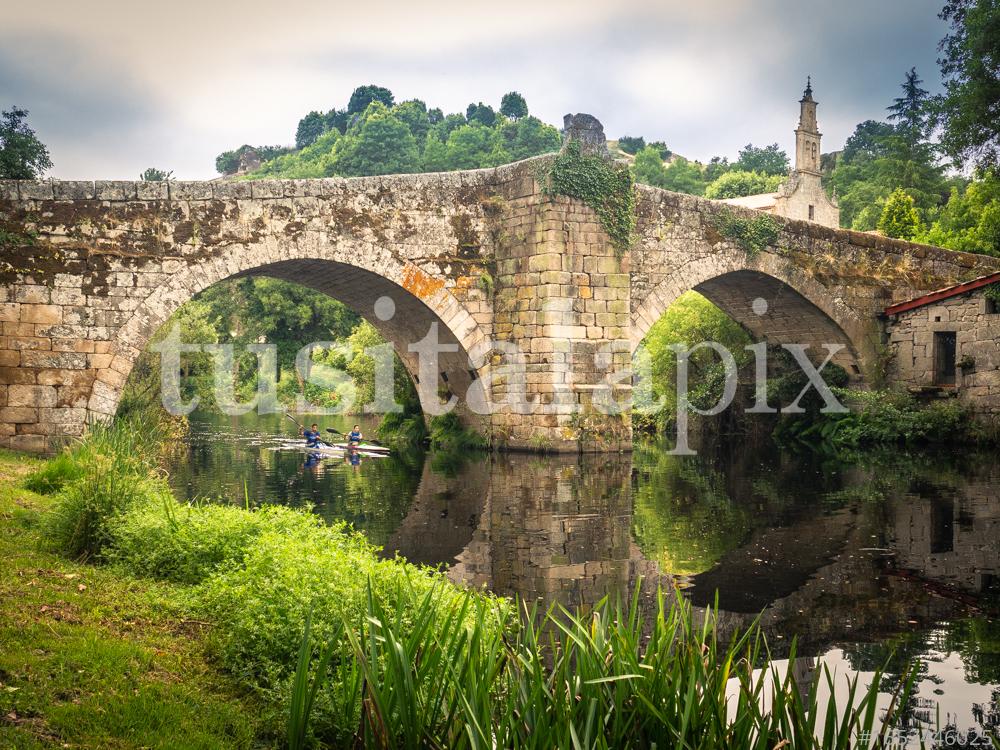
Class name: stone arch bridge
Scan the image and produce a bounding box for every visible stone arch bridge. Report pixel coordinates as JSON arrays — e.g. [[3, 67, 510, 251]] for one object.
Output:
[[1, 127, 997, 452]]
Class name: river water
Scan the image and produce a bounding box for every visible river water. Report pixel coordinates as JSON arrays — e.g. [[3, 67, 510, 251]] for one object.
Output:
[[166, 411, 1000, 740]]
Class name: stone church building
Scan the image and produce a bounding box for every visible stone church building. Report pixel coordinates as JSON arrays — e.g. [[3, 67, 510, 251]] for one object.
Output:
[[722, 79, 841, 228]]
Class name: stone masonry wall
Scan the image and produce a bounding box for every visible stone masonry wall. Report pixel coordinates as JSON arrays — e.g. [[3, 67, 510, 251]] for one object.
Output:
[[490, 174, 631, 451], [886, 290, 1000, 417]]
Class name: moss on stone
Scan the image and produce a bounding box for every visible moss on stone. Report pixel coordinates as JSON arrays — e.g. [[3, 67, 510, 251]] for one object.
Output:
[[539, 142, 636, 256]]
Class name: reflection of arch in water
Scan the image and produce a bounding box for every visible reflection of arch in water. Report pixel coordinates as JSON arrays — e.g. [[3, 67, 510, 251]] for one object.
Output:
[[384, 449, 1000, 658]]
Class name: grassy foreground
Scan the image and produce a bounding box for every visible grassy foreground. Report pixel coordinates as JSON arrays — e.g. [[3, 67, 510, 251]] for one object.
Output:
[[0, 423, 941, 749], [0, 450, 263, 748]]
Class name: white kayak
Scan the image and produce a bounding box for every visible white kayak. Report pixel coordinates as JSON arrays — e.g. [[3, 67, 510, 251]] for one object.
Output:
[[274, 438, 391, 458]]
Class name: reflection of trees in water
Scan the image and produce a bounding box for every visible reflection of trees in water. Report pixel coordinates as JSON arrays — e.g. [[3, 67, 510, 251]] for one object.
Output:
[[840, 619, 1000, 739], [631, 448, 751, 575]]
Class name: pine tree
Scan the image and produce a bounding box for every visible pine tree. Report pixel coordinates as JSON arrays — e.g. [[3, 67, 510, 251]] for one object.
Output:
[[887, 67, 931, 142]]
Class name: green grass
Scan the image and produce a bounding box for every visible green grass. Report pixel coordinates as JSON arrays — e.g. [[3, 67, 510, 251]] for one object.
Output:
[[0, 450, 265, 749]]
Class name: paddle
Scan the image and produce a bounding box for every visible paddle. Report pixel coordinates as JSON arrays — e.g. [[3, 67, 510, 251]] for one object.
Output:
[[326, 427, 386, 448], [285, 413, 335, 449]]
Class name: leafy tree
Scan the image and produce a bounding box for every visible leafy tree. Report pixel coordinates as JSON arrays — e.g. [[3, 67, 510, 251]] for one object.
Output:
[[617, 136, 646, 155], [935, 0, 1000, 172], [295, 111, 327, 149], [324, 108, 350, 134], [704, 156, 731, 182], [252, 128, 340, 178], [392, 100, 431, 144], [734, 143, 789, 176], [828, 70, 948, 230], [840, 120, 895, 163], [704, 170, 784, 199], [446, 122, 496, 169], [499, 92, 528, 120], [649, 141, 672, 160], [659, 156, 707, 195], [216, 144, 291, 175], [427, 107, 444, 125], [507, 116, 560, 161], [637, 291, 752, 425], [878, 188, 921, 239], [632, 145, 668, 187], [215, 149, 241, 175], [334, 102, 420, 176], [421, 131, 450, 172], [465, 102, 496, 127], [347, 85, 394, 114], [139, 167, 172, 181], [433, 112, 467, 140], [0, 107, 52, 179], [197, 278, 359, 379], [917, 171, 1000, 256]]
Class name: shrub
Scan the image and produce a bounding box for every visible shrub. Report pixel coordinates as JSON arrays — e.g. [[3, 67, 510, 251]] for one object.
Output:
[[106, 499, 321, 584], [43, 459, 169, 561], [33, 419, 168, 560], [427, 411, 487, 451]]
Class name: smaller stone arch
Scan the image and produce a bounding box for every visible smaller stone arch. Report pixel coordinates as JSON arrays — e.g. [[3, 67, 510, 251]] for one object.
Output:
[[630, 248, 877, 379]]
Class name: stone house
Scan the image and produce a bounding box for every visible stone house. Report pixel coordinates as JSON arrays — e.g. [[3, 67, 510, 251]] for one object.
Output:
[[722, 79, 841, 228], [885, 272, 1000, 416]]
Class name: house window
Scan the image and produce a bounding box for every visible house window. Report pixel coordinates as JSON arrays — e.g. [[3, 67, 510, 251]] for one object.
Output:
[[934, 331, 957, 385], [987, 297, 999, 314], [808, 205, 815, 221], [930, 497, 954, 554]]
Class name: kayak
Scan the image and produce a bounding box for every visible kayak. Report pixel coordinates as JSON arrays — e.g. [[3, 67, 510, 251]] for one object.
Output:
[[274, 439, 390, 458], [330, 441, 391, 454]]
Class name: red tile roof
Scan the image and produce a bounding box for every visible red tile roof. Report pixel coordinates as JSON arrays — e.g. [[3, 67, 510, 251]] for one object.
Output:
[[884, 271, 1000, 316]]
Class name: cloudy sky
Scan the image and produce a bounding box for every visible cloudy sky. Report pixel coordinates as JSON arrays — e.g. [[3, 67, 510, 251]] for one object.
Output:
[[2, 0, 948, 180]]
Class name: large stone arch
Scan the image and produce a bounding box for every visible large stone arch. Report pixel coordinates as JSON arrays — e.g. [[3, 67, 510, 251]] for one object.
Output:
[[90, 241, 492, 427], [630, 247, 875, 378]]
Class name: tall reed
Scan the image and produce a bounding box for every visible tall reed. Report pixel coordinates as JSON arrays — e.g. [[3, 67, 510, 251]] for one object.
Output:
[[292, 583, 920, 749]]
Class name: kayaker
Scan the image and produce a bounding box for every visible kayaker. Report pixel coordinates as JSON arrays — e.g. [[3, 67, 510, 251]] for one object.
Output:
[[347, 424, 363, 445], [303, 423, 322, 448]]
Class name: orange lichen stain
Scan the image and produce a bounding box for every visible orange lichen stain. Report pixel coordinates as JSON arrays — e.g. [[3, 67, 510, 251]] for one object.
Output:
[[401, 264, 445, 300]]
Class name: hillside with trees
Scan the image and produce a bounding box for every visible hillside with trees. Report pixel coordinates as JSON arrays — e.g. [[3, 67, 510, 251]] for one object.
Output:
[[215, 86, 561, 180]]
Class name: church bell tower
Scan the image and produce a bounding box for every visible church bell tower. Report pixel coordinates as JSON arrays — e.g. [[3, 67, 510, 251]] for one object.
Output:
[[795, 77, 822, 174]]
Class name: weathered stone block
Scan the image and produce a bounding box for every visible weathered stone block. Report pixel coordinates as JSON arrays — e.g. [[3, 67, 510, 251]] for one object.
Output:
[[18, 180, 53, 200], [36, 369, 94, 387], [0, 367, 36, 384], [53, 181, 97, 200], [0, 406, 36, 423], [169, 182, 213, 200], [95, 180, 137, 201], [7, 385, 57, 407], [9, 434, 46, 452], [8, 337, 49, 351], [20, 351, 88, 369], [213, 181, 252, 200], [19, 304, 62, 325], [14, 285, 50, 304], [136, 180, 169, 200]]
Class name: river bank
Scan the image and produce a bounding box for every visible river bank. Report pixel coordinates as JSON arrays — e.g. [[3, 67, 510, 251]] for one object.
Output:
[[0, 449, 265, 748], [2, 421, 998, 748]]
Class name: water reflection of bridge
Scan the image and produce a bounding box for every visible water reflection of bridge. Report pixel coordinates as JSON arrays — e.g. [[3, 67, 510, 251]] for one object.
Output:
[[386, 449, 1000, 654]]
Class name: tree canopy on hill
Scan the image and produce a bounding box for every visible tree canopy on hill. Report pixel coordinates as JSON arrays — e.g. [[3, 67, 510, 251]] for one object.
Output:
[[216, 85, 560, 179]]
